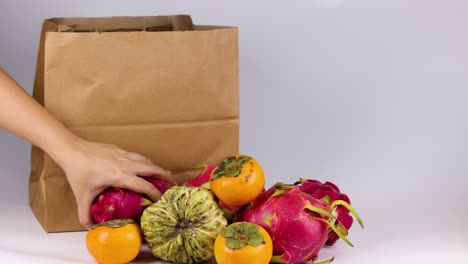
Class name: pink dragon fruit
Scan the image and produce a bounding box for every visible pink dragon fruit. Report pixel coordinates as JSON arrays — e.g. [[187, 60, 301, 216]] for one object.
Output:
[[236, 183, 363, 264], [297, 179, 354, 246], [184, 165, 240, 221], [185, 165, 215, 188], [91, 176, 170, 224]]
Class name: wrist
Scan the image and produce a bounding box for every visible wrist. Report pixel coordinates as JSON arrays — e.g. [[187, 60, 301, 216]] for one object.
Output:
[[42, 130, 86, 170]]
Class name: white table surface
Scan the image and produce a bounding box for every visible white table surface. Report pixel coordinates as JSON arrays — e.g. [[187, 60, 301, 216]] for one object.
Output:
[[1, 203, 467, 264]]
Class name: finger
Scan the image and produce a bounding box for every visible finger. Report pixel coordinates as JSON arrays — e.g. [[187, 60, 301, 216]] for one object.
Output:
[[139, 157, 154, 165], [125, 152, 151, 162], [150, 173, 178, 186], [77, 195, 94, 230], [116, 175, 162, 202], [130, 161, 176, 185]]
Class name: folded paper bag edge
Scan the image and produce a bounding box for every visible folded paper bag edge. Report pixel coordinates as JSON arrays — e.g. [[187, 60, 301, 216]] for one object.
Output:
[[47, 15, 195, 32]]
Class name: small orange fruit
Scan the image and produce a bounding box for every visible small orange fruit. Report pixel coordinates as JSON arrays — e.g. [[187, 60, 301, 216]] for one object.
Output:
[[210, 154, 265, 207], [214, 222, 273, 264], [86, 219, 141, 264]]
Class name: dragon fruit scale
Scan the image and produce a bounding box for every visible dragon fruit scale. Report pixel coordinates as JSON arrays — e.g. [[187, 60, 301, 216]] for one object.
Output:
[[236, 183, 363, 264], [185, 165, 216, 188], [297, 179, 355, 246]]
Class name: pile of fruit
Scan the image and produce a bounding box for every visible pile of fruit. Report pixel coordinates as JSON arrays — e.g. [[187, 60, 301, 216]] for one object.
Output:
[[86, 154, 364, 264]]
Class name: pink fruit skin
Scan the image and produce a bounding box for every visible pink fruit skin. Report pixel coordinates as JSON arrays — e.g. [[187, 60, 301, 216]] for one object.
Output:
[[91, 188, 142, 224], [185, 165, 216, 187], [91, 177, 170, 224], [300, 179, 354, 246], [237, 185, 331, 264]]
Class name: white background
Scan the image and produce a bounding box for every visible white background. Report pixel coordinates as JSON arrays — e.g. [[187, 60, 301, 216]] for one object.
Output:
[[1, 0, 468, 263]]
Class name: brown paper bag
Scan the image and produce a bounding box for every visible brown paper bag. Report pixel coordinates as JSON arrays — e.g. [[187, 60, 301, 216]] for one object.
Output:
[[29, 15, 239, 232]]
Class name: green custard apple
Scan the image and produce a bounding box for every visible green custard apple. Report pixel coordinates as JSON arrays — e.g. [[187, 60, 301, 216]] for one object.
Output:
[[141, 186, 227, 264]]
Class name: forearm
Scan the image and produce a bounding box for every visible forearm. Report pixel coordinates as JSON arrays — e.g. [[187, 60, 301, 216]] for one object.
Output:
[[0, 67, 80, 166]]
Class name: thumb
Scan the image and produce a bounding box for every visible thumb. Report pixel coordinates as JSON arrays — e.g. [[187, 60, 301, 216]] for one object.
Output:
[[77, 195, 94, 230]]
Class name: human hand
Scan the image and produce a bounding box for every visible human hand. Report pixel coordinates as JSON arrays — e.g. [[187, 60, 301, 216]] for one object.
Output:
[[0, 68, 177, 229], [56, 138, 177, 229]]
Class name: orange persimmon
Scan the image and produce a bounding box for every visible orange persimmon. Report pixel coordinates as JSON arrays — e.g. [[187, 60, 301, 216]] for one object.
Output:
[[214, 222, 273, 264], [210, 154, 265, 207], [86, 219, 141, 264]]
